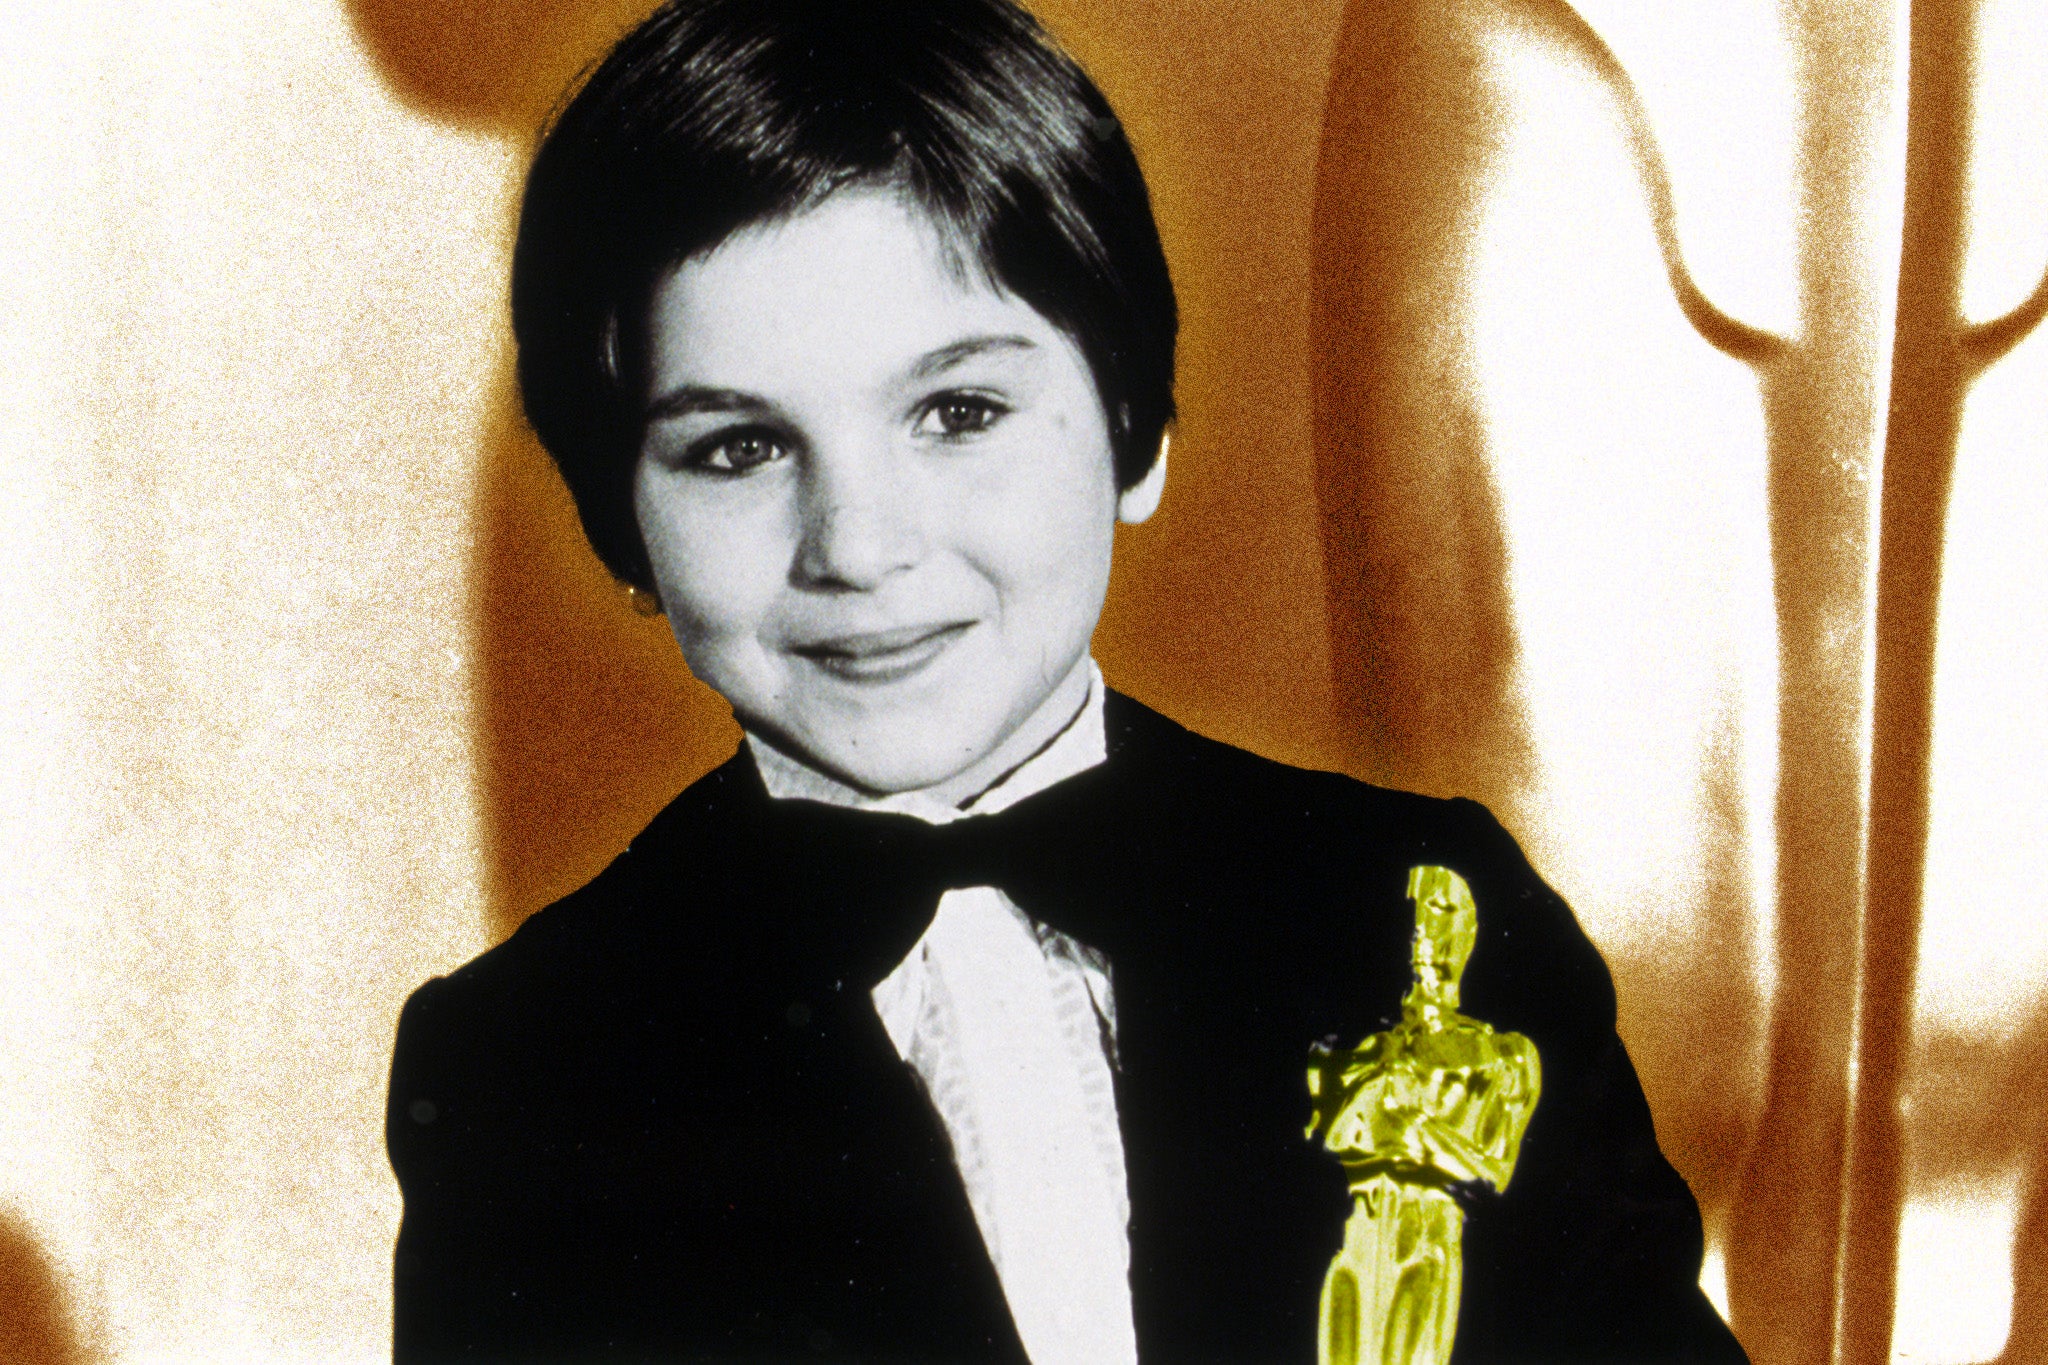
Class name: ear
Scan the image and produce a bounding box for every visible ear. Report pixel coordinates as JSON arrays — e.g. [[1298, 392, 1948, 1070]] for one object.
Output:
[[1116, 431, 1169, 525]]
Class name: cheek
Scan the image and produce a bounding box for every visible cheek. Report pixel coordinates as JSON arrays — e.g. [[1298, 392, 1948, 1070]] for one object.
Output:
[[966, 431, 1118, 622], [636, 483, 789, 652]]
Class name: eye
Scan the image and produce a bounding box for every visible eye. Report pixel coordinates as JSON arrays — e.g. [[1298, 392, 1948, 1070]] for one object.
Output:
[[686, 427, 790, 474], [915, 393, 1008, 440]]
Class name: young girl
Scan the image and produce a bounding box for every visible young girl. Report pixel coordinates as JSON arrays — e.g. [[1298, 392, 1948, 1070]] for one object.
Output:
[[386, 1, 1747, 1360]]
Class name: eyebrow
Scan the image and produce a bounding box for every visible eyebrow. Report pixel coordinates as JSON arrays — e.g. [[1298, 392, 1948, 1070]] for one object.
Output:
[[644, 334, 1040, 420], [645, 386, 775, 422], [906, 333, 1038, 379]]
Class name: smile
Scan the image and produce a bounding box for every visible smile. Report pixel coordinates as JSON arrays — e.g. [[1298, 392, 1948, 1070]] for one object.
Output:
[[789, 622, 974, 684]]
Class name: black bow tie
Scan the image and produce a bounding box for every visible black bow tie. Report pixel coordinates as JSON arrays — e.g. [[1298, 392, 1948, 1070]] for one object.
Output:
[[731, 752, 1134, 992]]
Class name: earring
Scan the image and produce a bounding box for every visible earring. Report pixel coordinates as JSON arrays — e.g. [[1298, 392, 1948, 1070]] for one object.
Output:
[[625, 582, 664, 617]]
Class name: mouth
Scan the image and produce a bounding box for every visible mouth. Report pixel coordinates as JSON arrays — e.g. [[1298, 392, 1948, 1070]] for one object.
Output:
[[788, 621, 975, 685]]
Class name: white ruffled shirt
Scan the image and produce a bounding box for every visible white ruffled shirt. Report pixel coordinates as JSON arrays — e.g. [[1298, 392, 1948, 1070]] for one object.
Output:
[[746, 663, 1137, 1365]]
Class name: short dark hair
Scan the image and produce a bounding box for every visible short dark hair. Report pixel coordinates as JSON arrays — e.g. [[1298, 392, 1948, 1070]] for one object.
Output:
[[511, 0, 1179, 589]]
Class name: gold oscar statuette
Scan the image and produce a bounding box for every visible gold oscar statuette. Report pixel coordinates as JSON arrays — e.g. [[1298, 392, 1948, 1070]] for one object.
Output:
[[1305, 866, 1543, 1365]]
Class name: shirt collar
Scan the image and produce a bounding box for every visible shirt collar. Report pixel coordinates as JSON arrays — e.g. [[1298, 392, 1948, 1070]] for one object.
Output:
[[746, 660, 1108, 826]]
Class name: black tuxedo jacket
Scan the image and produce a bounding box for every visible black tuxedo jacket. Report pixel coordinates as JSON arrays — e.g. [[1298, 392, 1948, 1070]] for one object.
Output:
[[388, 693, 1747, 1362]]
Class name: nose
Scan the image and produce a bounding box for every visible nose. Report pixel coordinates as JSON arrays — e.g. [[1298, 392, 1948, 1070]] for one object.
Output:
[[792, 450, 924, 591]]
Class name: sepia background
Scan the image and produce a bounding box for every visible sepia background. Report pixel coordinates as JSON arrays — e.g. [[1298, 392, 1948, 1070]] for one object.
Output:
[[1, 0, 2043, 1361]]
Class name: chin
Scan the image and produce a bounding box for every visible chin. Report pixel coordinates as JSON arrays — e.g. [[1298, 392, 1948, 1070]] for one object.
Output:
[[803, 715, 998, 796], [757, 683, 1012, 794]]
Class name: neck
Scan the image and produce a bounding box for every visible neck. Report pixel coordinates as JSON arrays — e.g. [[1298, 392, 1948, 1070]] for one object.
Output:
[[1401, 965, 1460, 1025]]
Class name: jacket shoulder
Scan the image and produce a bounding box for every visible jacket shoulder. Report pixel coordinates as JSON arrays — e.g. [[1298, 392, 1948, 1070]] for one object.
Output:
[[422, 751, 754, 1000], [1102, 689, 1615, 1031], [1103, 686, 1505, 850], [388, 753, 762, 1106]]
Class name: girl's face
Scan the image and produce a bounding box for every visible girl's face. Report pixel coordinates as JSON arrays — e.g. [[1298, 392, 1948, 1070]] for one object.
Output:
[[634, 190, 1162, 803]]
